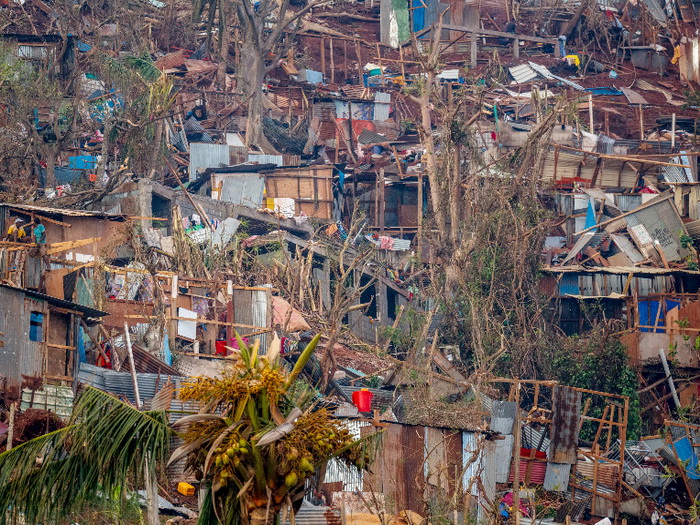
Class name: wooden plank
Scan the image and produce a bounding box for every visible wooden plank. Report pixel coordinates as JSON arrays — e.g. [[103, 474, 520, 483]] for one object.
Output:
[[46, 237, 101, 255], [409, 23, 559, 45], [46, 343, 76, 350], [44, 374, 73, 381]]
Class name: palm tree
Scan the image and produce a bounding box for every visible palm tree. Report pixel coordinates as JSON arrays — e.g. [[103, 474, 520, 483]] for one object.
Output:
[[0, 334, 377, 525]]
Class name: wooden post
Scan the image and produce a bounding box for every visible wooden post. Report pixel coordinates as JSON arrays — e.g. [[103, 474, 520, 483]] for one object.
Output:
[[417, 172, 423, 261], [671, 113, 676, 150], [344, 40, 348, 81], [618, 401, 629, 522], [470, 32, 478, 67], [355, 39, 362, 80], [513, 37, 520, 58], [321, 38, 326, 81], [512, 382, 522, 525], [639, 104, 644, 140], [6, 402, 16, 451], [124, 322, 141, 409], [330, 38, 335, 84], [379, 168, 386, 235], [605, 110, 610, 136], [374, 171, 380, 228], [399, 45, 406, 78], [588, 94, 594, 133]]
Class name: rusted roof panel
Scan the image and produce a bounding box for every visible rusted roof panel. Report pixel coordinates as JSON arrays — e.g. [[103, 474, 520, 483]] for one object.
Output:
[[549, 385, 581, 464]]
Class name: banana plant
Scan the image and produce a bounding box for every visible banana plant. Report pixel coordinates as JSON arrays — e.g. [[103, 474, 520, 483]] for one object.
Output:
[[171, 333, 379, 525]]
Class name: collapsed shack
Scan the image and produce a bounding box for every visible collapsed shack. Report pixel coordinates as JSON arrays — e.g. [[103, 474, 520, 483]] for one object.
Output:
[[0, 283, 107, 406], [306, 378, 645, 523]]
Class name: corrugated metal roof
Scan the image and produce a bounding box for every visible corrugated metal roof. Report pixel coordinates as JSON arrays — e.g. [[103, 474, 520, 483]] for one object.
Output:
[[615, 194, 642, 212], [78, 362, 187, 404], [528, 61, 585, 90], [620, 87, 649, 105], [509, 63, 539, 84], [661, 154, 695, 183], [490, 401, 516, 434], [248, 153, 283, 166], [132, 344, 180, 376], [322, 419, 369, 492], [0, 284, 108, 319], [545, 265, 700, 275], [0, 203, 125, 220], [464, 431, 487, 522], [358, 129, 388, 145]]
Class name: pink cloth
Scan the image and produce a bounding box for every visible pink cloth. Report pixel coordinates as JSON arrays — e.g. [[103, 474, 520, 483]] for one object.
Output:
[[379, 236, 394, 250]]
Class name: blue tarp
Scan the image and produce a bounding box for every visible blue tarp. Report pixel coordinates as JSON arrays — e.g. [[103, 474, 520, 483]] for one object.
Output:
[[673, 437, 700, 479], [78, 325, 87, 364], [40, 167, 84, 186], [584, 87, 624, 96], [559, 274, 580, 295], [585, 199, 597, 229], [412, 0, 425, 31], [69, 155, 97, 170], [638, 299, 680, 332]]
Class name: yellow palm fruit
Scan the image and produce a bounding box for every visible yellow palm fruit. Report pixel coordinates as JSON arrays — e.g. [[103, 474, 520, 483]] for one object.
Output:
[[285, 472, 298, 487]]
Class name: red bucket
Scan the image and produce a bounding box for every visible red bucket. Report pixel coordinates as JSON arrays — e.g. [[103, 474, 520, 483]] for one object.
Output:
[[215, 340, 228, 356], [352, 389, 373, 412]]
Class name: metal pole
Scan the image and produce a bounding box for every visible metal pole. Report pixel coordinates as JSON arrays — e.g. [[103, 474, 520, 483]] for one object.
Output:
[[659, 348, 680, 409], [124, 322, 141, 409]]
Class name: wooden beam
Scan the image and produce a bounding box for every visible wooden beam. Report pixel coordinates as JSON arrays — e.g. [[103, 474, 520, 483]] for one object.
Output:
[[9, 208, 71, 228], [405, 23, 559, 46], [46, 237, 101, 255]]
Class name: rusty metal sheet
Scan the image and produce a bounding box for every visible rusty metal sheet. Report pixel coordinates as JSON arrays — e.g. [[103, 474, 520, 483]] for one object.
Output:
[[358, 423, 425, 513], [620, 87, 649, 105], [549, 386, 582, 464]]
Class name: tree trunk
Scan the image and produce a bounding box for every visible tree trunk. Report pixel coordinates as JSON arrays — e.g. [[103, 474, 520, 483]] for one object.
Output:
[[149, 119, 164, 176], [249, 507, 278, 525], [144, 455, 159, 525], [217, 3, 231, 89], [44, 147, 57, 188], [417, 81, 448, 246], [238, 38, 278, 153]]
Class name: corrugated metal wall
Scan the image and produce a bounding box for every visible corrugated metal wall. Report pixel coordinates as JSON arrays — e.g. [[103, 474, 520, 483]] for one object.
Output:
[[189, 143, 231, 181], [214, 173, 265, 207], [232, 287, 272, 351], [557, 272, 672, 297], [0, 289, 45, 397]]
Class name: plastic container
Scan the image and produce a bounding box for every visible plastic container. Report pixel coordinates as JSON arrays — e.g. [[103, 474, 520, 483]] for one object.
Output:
[[178, 482, 195, 496], [215, 340, 228, 356], [352, 389, 373, 412]]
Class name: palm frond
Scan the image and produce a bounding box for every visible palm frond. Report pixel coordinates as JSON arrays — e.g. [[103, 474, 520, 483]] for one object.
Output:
[[0, 387, 172, 524], [123, 56, 162, 83]]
